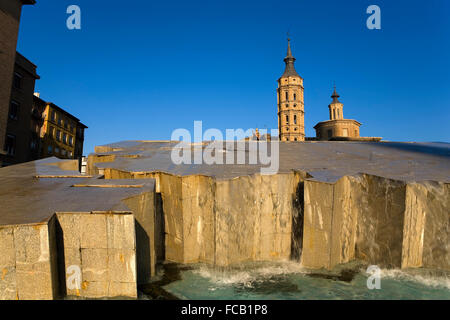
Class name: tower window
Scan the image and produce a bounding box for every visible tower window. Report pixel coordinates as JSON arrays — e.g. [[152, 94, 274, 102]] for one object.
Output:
[[285, 115, 289, 124], [285, 104, 289, 109], [294, 115, 297, 125], [333, 109, 336, 119], [337, 109, 340, 118], [285, 92, 288, 100], [294, 93, 297, 100], [293, 104, 297, 108]]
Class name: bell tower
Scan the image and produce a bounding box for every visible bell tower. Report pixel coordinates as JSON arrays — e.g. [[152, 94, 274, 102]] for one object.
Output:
[[328, 86, 344, 120], [277, 38, 305, 142]]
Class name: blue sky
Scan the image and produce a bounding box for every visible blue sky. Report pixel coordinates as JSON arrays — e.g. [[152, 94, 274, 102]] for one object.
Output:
[[18, 0, 450, 153]]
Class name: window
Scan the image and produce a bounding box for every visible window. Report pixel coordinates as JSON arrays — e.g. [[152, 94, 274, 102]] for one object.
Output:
[[337, 109, 340, 118], [69, 151, 73, 158], [61, 149, 67, 156], [285, 92, 289, 100], [69, 136, 73, 146], [293, 104, 297, 108], [55, 147, 60, 154], [48, 126, 55, 138], [9, 101, 19, 120], [285, 115, 289, 124], [285, 104, 288, 109], [58, 117, 62, 126], [63, 133, 67, 144], [294, 93, 297, 101], [4, 134, 16, 155], [13, 73, 22, 89], [30, 139, 37, 150], [327, 129, 333, 139], [47, 145, 53, 155], [294, 138, 298, 141], [343, 128, 348, 137], [51, 111, 56, 122], [333, 110, 336, 119], [294, 115, 297, 125], [56, 130, 61, 142]]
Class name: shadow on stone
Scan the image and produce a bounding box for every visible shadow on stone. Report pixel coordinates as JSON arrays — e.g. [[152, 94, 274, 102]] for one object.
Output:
[[138, 263, 192, 300], [290, 181, 304, 261]]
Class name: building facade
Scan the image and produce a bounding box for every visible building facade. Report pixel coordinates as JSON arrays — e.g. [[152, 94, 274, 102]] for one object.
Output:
[[0, 0, 35, 165], [277, 39, 305, 142], [2, 52, 40, 166], [313, 87, 381, 141], [39, 102, 87, 161]]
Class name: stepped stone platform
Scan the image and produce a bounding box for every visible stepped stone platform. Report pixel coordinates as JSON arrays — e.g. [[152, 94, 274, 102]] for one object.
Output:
[[88, 140, 450, 271], [0, 158, 160, 300], [1, 140, 449, 299]]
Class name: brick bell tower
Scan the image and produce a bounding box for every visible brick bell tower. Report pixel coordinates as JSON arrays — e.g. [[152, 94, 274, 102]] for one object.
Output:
[[277, 38, 305, 142]]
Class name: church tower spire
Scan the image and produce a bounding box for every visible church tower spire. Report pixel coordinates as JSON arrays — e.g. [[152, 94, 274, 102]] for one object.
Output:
[[277, 38, 305, 142], [329, 85, 344, 120], [282, 38, 300, 78]]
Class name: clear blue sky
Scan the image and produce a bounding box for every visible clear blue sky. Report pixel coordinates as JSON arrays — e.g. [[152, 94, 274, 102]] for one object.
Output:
[[17, 0, 450, 154]]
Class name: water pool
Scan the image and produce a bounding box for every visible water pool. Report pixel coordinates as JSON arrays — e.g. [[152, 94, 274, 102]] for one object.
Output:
[[149, 262, 450, 300]]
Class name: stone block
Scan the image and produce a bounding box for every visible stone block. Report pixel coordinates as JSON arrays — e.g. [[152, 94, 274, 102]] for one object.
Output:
[[109, 282, 137, 298], [108, 249, 137, 283], [56, 213, 81, 248], [106, 214, 135, 250], [0, 227, 15, 267], [80, 214, 107, 249], [80, 281, 109, 299], [81, 248, 109, 282], [0, 267, 17, 300]]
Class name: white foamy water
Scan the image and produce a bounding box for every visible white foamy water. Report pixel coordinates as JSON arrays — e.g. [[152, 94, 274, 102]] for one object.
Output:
[[160, 262, 450, 300], [193, 261, 308, 287], [380, 269, 450, 290]]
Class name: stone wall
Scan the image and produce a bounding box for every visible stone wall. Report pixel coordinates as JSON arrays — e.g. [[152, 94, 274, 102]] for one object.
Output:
[[302, 174, 449, 271], [102, 167, 306, 266], [55, 212, 137, 299], [0, 220, 58, 300], [402, 182, 450, 270]]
